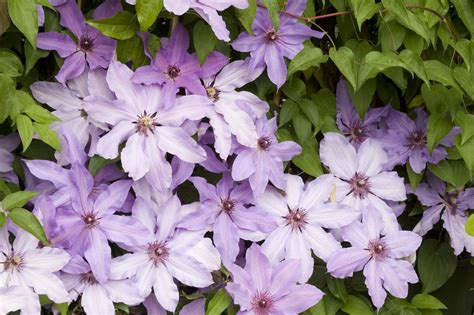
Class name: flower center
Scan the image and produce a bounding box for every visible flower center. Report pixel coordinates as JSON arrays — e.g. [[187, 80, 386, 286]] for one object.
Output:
[[251, 292, 274, 315], [265, 28, 278, 42], [147, 241, 169, 265], [407, 130, 426, 150], [82, 213, 99, 228], [79, 109, 88, 119], [5, 253, 24, 271], [344, 121, 366, 145], [166, 65, 181, 80], [80, 272, 98, 285], [285, 208, 308, 231], [133, 110, 158, 136], [368, 239, 387, 260], [444, 192, 459, 214], [349, 173, 370, 199], [257, 136, 272, 150], [79, 36, 94, 52], [220, 198, 235, 214], [206, 86, 220, 102]]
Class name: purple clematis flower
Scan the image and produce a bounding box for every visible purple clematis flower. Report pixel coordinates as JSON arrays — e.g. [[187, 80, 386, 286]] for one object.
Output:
[[61, 256, 143, 314], [109, 195, 217, 312], [50, 163, 152, 283], [0, 134, 20, 184], [163, 0, 249, 41], [412, 173, 474, 255], [30, 69, 112, 153], [327, 208, 421, 309], [37, 0, 115, 84], [85, 61, 211, 192], [255, 174, 359, 282], [232, 0, 324, 87], [200, 57, 269, 159], [226, 243, 324, 314], [382, 107, 458, 173], [132, 25, 208, 107], [336, 79, 390, 148], [179, 175, 276, 263], [319, 132, 406, 233], [0, 228, 71, 314], [231, 116, 302, 196]]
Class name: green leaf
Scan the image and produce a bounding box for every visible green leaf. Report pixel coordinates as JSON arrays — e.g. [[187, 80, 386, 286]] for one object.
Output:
[[407, 161, 423, 191], [453, 39, 472, 71], [87, 11, 139, 40], [466, 215, 474, 237], [347, 78, 376, 119], [16, 114, 34, 152], [327, 276, 348, 303], [0, 212, 5, 228], [453, 67, 474, 100], [428, 159, 470, 187], [411, 294, 447, 310], [329, 47, 358, 90], [341, 295, 374, 314], [378, 20, 406, 51], [24, 41, 49, 75], [381, 297, 422, 315], [282, 77, 306, 100], [206, 289, 231, 315], [88, 155, 117, 177], [0, 49, 24, 77], [23, 105, 59, 124], [417, 239, 457, 293], [261, 0, 280, 29], [288, 47, 327, 76], [193, 21, 218, 65], [298, 99, 320, 131], [8, 207, 49, 244], [236, 0, 257, 34], [456, 112, 474, 145], [423, 60, 461, 91], [399, 49, 429, 87], [426, 114, 452, 153], [455, 134, 474, 173], [33, 123, 61, 150], [450, 0, 474, 36], [136, 0, 163, 31], [381, 0, 430, 41], [0, 74, 15, 123], [279, 99, 299, 126], [350, 0, 378, 30], [292, 139, 323, 177], [293, 113, 312, 142], [2, 191, 37, 210], [7, 0, 38, 47], [54, 303, 68, 315], [116, 35, 148, 70], [358, 51, 410, 89]]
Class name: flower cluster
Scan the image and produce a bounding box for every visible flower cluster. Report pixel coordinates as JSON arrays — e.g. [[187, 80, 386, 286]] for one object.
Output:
[[1, 0, 473, 314]]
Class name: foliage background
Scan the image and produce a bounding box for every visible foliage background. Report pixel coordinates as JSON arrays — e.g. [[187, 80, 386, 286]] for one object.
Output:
[[0, 0, 474, 314]]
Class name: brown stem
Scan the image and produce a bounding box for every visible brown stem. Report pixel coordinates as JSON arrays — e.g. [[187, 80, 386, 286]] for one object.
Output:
[[256, 3, 352, 23]]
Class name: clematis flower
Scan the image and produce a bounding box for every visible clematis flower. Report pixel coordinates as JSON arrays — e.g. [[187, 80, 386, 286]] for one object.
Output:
[[50, 163, 151, 283], [199, 58, 269, 159], [327, 208, 421, 309], [0, 134, 20, 184], [179, 175, 276, 263], [319, 132, 406, 232], [255, 174, 359, 282], [132, 25, 209, 107], [162, 0, 248, 41], [37, 0, 115, 84], [336, 79, 390, 148], [231, 116, 301, 196], [226, 243, 324, 314], [232, 0, 324, 87], [0, 228, 70, 314], [30, 69, 112, 152], [412, 173, 474, 255], [61, 256, 143, 315], [110, 195, 217, 312], [382, 107, 459, 173], [85, 61, 211, 192]]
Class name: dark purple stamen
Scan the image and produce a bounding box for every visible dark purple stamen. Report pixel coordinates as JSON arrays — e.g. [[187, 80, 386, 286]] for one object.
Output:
[[367, 239, 388, 260], [285, 208, 308, 231], [167, 65, 181, 79], [147, 241, 169, 265], [220, 198, 235, 214], [80, 272, 98, 285], [349, 173, 370, 199], [82, 213, 99, 228], [5, 253, 24, 271], [265, 28, 278, 42], [258, 137, 272, 150], [133, 111, 159, 136], [407, 130, 426, 150], [79, 36, 94, 52], [206, 86, 220, 102], [251, 292, 274, 315]]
